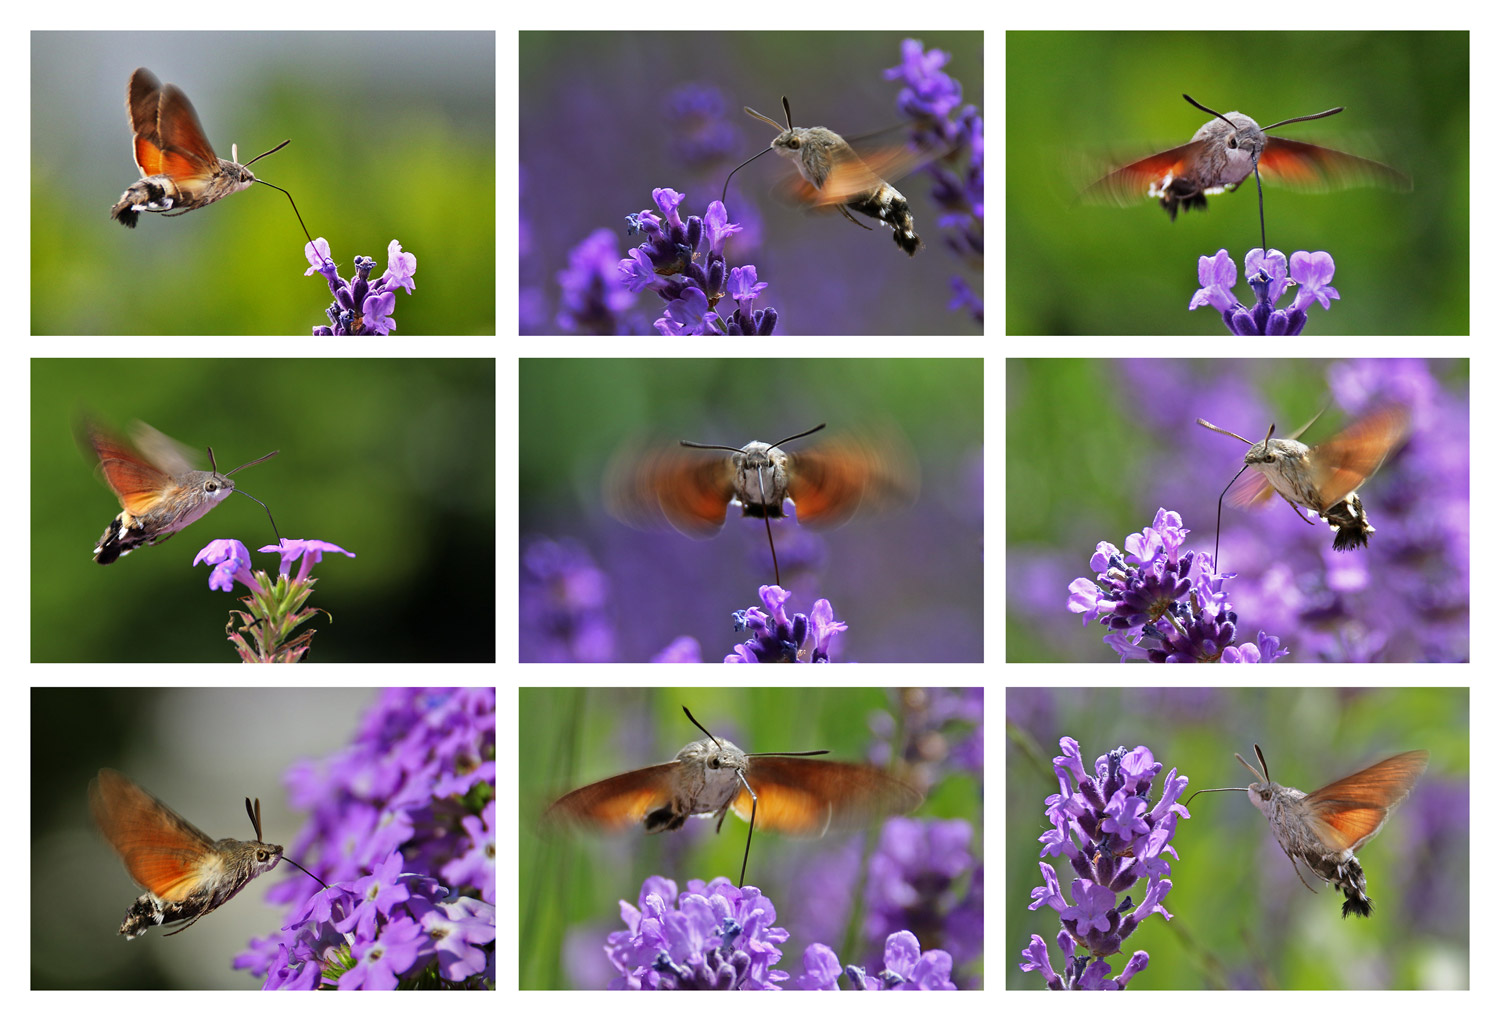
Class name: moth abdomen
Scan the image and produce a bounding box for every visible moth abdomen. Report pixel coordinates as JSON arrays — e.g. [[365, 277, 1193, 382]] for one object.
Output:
[[848, 184, 921, 256]]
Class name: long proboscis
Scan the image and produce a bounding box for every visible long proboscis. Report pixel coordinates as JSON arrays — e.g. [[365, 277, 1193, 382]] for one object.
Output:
[[721, 97, 796, 205], [1195, 419, 1275, 573], [1184, 744, 1270, 805], [207, 445, 284, 546], [240, 139, 330, 267]]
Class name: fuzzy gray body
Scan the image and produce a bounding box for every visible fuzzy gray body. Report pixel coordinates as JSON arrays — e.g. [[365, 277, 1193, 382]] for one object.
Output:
[[111, 160, 256, 228], [1246, 780, 1373, 918], [642, 737, 751, 832], [117, 837, 283, 939], [1242, 436, 1374, 551], [729, 442, 793, 519], [1150, 112, 1266, 218], [767, 124, 921, 256], [93, 469, 237, 563]]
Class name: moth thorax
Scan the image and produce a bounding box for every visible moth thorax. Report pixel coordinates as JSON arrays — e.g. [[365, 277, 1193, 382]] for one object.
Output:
[[732, 443, 789, 512]]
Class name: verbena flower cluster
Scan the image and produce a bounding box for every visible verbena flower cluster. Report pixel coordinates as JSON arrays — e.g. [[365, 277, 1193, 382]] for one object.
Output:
[[233, 688, 495, 989], [1190, 248, 1338, 335], [1067, 508, 1287, 662], [1021, 737, 1187, 990], [195, 537, 356, 663]]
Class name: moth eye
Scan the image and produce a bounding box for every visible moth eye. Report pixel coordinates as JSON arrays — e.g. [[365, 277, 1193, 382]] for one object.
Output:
[[787, 138, 800, 150], [205, 480, 220, 492], [257, 849, 269, 861]]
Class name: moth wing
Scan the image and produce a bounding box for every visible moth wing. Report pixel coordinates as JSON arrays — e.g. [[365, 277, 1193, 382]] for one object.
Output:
[[775, 137, 946, 208], [785, 429, 918, 529], [1225, 469, 1277, 509], [125, 69, 167, 175], [89, 768, 217, 902], [1309, 405, 1410, 508], [83, 421, 176, 515], [1300, 750, 1428, 852], [730, 757, 922, 838], [153, 83, 221, 172], [1080, 140, 1211, 206], [603, 439, 735, 538], [542, 763, 679, 832], [1258, 137, 1412, 193]]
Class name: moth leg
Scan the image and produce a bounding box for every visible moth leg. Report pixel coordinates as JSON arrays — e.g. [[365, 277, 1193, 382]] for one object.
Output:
[[1280, 846, 1320, 894], [1274, 491, 1319, 527], [834, 205, 875, 231], [163, 906, 212, 937]]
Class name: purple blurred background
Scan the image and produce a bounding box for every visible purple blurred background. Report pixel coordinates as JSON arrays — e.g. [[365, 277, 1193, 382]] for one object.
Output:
[[519, 31, 983, 335]]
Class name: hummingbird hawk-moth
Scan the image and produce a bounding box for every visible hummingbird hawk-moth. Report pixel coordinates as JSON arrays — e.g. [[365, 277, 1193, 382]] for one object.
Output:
[[1084, 94, 1411, 251], [1196, 403, 1409, 565], [110, 68, 321, 256], [81, 419, 280, 564], [543, 706, 923, 887], [1185, 745, 1428, 918], [603, 422, 917, 586], [89, 768, 324, 938], [723, 97, 941, 256]]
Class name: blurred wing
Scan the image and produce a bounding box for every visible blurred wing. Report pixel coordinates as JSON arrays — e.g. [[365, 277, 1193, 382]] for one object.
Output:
[[785, 429, 918, 529], [1080, 140, 1209, 206], [604, 440, 735, 538], [730, 757, 922, 838], [1301, 750, 1428, 852], [1258, 137, 1412, 192], [1225, 467, 1277, 509], [89, 768, 216, 901], [542, 763, 679, 832], [775, 138, 947, 208], [1309, 405, 1410, 508], [130, 421, 198, 477], [83, 421, 175, 515]]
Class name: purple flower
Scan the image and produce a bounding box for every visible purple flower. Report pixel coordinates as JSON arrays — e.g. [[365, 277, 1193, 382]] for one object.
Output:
[[1190, 248, 1339, 334], [519, 536, 615, 662], [310, 240, 416, 336], [605, 877, 790, 989], [725, 585, 845, 662], [1020, 737, 1185, 989], [795, 930, 957, 990], [1067, 507, 1288, 662], [864, 818, 981, 974], [234, 688, 495, 989]]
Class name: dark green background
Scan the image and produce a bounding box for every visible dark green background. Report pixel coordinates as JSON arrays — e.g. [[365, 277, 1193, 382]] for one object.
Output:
[[31, 358, 495, 662], [1007, 686, 1469, 989], [1007, 31, 1468, 334]]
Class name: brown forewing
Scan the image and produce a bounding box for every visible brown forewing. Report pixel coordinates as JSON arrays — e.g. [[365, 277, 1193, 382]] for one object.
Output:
[[729, 757, 922, 837], [1309, 405, 1410, 509], [1080, 140, 1208, 206], [1301, 749, 1428, 852], [89, 768, 217, 901], [786, 431, 918, 528], [1257, 137, 1412, 192], [542, 763, 680, 832], [604, 442, 736, 538], [775, 138, 948, 209]]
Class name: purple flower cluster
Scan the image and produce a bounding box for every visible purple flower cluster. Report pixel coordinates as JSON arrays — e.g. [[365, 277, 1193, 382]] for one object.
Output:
[[308, 239, 417, 336], [195, 537, 356, 663], [519, 536, 615, 662], [726, 585, 845, 662], [1021, 737, 1188, 990], [606, 877, 958, 990], [1190, 248, 1338, 335], [234, 688, 496, 989], [1067, 508, 1288, 662], [619, 188, 777, 335], [864, 818, 982, 976], [884, 38, 984, 321]]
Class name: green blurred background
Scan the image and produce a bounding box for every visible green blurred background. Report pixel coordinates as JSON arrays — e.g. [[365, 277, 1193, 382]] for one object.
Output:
[[1007, 687, 1468, 989], [31, 31, 495, 335], [521, 687, 983, 989], [31, 358, 495, 662], [32, 687, 375, 989], [1007, 31, 1468, 334]]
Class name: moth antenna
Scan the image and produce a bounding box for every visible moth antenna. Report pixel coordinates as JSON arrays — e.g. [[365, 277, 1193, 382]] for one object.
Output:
[[1195, 418, 1255, 445], [1261, 106, 1345, 131], [226, 449, 280, 475], [780, 96, 793, 130], [1182, 94, 1237, 132], [242, 138, 292, 167], [769, 423, 826, 448], [1254, 744, 1272, 784], [245, 796, 264, 841], [681, 705, 723, 751]]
